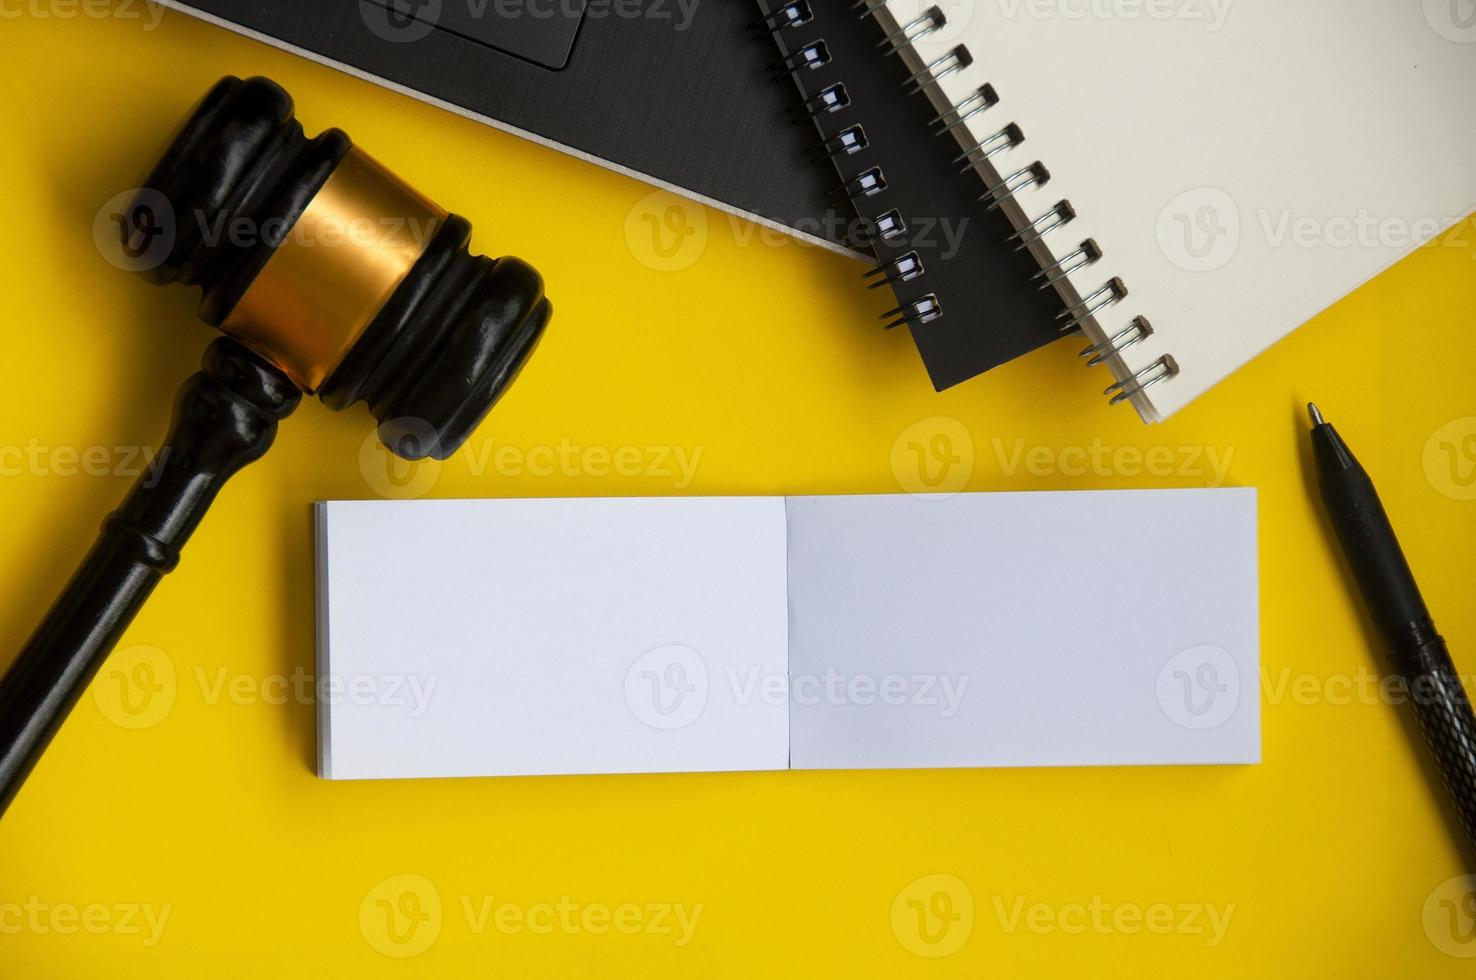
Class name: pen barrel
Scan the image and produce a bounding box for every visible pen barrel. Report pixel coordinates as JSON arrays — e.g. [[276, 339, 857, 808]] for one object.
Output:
[[1317, 470, 1431, 635], [1389, 623, 1476, 856]]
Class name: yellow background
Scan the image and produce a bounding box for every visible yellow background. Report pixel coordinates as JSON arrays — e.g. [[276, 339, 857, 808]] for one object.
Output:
[[3, 6, 1476, 975]]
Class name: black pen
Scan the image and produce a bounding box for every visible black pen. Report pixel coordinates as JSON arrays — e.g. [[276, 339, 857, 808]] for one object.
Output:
[[1308, 403, 1476, 858]]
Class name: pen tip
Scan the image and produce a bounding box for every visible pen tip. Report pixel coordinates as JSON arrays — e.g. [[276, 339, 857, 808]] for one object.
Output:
[[1308, 402, 1325, 426]]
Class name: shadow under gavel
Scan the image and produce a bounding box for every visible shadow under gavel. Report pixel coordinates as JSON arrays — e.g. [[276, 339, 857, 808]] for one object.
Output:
[[0, 76, 552, 817]]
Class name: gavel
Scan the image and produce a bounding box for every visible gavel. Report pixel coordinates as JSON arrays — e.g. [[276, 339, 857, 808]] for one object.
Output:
[[0, 76, 552, 816]]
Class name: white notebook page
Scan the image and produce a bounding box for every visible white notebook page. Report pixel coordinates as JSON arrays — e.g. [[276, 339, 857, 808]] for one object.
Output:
[[786, 490, 1259, 769], [882, 0, 1476, 419], [315, 497, 791, 779]]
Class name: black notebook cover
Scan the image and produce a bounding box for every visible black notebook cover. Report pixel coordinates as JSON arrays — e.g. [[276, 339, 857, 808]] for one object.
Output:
[[757, 0, 1064, 388]]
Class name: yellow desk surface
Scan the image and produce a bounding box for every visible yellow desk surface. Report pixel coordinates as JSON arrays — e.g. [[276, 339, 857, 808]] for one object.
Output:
[[3, 8, 1476, 977]]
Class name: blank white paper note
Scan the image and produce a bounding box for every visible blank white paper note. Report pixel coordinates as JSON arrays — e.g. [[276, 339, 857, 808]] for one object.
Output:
[[316, 497, 791, 779], [317, 489, 1258, 780]]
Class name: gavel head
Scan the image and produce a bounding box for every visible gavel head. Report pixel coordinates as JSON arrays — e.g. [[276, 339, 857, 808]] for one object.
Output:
[[123, 75, 551, 460]]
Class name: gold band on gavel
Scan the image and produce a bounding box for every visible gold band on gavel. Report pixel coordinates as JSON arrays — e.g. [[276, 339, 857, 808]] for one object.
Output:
[[220, 147, 447, 392]]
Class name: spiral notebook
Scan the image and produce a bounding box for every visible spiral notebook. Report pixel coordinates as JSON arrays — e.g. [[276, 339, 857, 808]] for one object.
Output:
[[760, 0, 1476, 419]]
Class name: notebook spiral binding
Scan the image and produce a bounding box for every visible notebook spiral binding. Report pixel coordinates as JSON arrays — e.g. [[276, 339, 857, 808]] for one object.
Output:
[[753, 0, 943, 332], [844, 0, 1179, 407]]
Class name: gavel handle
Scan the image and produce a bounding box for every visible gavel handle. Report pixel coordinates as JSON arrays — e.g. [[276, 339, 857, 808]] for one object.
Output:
[[0, 340, 300, 817]]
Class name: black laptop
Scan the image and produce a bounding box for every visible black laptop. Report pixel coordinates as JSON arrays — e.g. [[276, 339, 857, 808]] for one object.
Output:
[[160, 0, 849, 249]]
